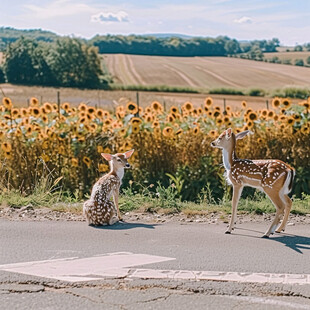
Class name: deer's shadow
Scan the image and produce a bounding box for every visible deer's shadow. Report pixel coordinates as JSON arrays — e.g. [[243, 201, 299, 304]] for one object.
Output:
[[235, 228, 310, 254], [90, 220, 157, 231]]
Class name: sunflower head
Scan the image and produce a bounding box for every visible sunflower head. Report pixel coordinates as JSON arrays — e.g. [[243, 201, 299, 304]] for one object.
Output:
[[82, 156, 92, 168], [204, 97, 213, 107], [281, 98, 291, 109], [151, 101, 163, 112], [126, 101, 139, 114], [162, 126, 174, 137], [2, 97, 13, 110], [30, 97, 39, 106], [272, 97, 281, 109]]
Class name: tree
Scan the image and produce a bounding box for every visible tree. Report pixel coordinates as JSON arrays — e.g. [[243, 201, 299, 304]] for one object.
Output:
[[307, 56, 310, 65], [48, 38, 102, 88], [3, 37, 37, 84], [294, 45, 303, 52], [3, 37, 54, 85], [294, 59, 304, 66]]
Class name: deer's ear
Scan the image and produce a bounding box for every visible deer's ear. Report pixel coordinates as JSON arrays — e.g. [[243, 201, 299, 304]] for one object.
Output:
[[236, 130, 253, 140], [226, 128, 232, 139], [101, 153, 112, 161], [124, 149, 134, 159]]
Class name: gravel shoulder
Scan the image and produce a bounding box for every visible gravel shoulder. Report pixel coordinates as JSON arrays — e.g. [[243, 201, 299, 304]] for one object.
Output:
[[1, 204, 309, 226]]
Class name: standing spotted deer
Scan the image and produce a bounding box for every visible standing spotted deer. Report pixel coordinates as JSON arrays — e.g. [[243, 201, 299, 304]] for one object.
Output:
[[83, 149, 134, 226], [211, 128, 295, 238]]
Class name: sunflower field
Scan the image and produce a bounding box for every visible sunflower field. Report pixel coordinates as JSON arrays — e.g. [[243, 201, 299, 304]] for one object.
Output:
[[0, 95, 310, 202]]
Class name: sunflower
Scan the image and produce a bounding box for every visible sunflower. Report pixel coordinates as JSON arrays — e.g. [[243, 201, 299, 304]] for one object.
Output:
[[132, 124, 140, 134], [43, 102, 53, 113], [83, 156, 92, 168], [61, 102, 71, 111], [11, 108, 20, 119], [126, 101, 139, 114], [271, 97, 281, 109], [71, 158, 79, 167], [261, 109, 268, 118], [1, 142, 12, 152], [144, 114, 154, 123], [151, 101, 163, 112], [301, 126, 310, 135], [241, 101, 247, 108], [267, 111, 275, 119], [4, 151, 12, 159], [170, 106, 179, 114], [131, 117, 142, 125], [87, 107, 96, 115], [166, 114, 175, 123], [286, 116, 295, 126], [193, 126, 200, 135], [30, 97, 39, 106], [89, 123, 98, 133], [247, 120, 254, 129], [257, 138, 263, 143], [248, 111, 258, 121], [176, 128, 183, 135], [209, 130, 218, 138], [223, 116, 230, 124], [2, 97, 12, 110], [162, 126, 173, 137], [31, 107, 41, 117], [213, 111, 221, 118], [42, 140, 49, 150], [182, 101, 193, 112], [273, 115, 279, 121], [52, 103, 58, 112], [98, 163, 109, 173], [96, 108, 104, 119], [104, 118, 113, 127], [97, 145, 104, 153], [204, 97, 213, 107], [281, 98, 291, 109], [42, 115, 49, 124], [152, 120, 160, 128], [78, 103, 87, 112], [153, 127, 161, 136], [118, 127, 127, 137], [216, 118, 223, 126]]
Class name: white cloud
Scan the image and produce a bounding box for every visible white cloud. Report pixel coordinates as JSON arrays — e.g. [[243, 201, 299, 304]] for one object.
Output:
[[91, 11, 129, 24], [233, 16, 253, 24]]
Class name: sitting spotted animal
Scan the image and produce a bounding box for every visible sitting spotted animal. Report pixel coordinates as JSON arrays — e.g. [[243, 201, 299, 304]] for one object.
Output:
[[83, 149, 134, 226]]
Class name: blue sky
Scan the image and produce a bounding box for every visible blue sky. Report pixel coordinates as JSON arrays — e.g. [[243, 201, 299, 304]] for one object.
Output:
[[1, 0, 309, 45]]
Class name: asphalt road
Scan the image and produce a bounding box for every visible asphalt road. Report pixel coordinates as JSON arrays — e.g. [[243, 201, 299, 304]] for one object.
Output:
[[1, 219, 310, 309]]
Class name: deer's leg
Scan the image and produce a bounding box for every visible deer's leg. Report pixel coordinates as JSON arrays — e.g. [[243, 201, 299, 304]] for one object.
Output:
[[263, 190, 285, 238], [275, 194, 292, 233], [113, 188, 122, 221], [226, 185, 243, 234]]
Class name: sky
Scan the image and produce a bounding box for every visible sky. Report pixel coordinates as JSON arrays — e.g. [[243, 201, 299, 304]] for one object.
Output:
[[1, 0, 309, 46]]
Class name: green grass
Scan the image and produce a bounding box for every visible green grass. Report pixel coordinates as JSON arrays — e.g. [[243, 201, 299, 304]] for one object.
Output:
[[1, 180, 309, 216]]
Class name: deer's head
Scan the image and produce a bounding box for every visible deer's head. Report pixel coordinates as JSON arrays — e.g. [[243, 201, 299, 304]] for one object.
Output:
[[211, 128, 252, 150], [101, 149, 135, 170]]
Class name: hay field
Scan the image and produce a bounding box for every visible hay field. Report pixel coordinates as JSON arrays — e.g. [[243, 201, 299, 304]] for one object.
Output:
[[104, 54, 310, 90], [0, 83, 278, 111], [263, 51, 310, 63]]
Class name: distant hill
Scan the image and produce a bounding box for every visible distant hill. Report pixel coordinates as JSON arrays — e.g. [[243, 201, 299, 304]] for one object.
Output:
[[142, 33, 194, 39], [0, 27, 59, 50]]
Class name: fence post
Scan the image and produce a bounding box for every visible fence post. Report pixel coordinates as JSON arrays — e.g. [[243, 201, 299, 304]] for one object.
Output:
[[266, 100, 269, 109], [223, 98, 227, 115], [136, 92, 140, 117]]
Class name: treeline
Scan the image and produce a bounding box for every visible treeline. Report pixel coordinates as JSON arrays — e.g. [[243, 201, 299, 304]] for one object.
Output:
[[90, 35, 280, 56], [0, 27, 281, 57], [0, 37, 110, 88]]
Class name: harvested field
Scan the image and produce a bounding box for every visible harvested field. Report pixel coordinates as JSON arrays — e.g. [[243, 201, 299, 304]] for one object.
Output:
[[263, 51, 310, 63], [104, 54, 310, 89], [0, 83, 287, 111]]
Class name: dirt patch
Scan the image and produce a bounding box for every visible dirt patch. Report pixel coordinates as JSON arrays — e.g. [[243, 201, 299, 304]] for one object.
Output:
[[0, 205, 309, 226]]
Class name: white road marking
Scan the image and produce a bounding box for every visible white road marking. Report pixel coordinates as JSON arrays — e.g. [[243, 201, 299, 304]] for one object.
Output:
[[0, 252, 309, 285]]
